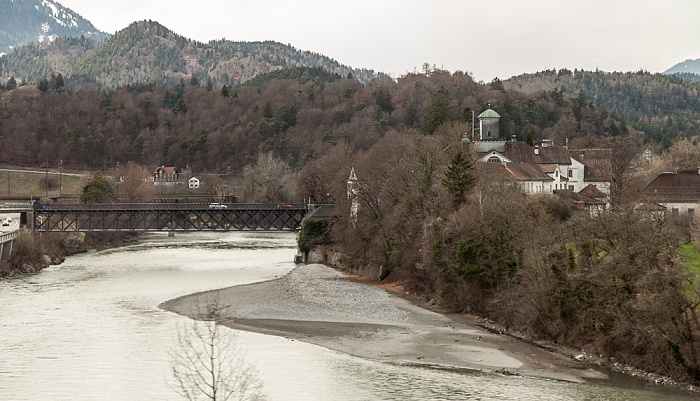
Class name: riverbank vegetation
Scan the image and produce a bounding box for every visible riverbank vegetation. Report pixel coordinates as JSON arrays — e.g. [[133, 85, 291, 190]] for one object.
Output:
[[5, 62, 700, 387], [297, 131, 700, 388], [0, 230, 138, 279]]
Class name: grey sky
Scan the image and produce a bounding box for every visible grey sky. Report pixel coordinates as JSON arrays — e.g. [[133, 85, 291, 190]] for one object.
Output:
[[59, 0, 700, 82]]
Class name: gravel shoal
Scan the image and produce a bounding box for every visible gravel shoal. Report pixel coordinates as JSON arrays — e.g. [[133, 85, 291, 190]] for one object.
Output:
[[160, 263, 607, 383]]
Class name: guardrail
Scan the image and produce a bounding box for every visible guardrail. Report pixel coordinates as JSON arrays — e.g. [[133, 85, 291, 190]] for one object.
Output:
[[0, 230, 20, 244], [0, 203, 32, 211]]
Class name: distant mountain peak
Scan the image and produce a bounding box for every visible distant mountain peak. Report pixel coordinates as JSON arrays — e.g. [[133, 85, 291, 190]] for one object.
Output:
[[663, 58, 700, 75], [0, 0, 109, 54]]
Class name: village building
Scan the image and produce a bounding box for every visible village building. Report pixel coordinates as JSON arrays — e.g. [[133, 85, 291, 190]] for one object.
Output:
[[640, 169, 700, 215], [152, 166, 179, 186], [469, 107, 612, 201], [188, 176, 200, 190]]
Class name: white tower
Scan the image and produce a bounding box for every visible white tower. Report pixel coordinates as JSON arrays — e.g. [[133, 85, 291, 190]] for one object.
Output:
[[347, 168, 359, 226]]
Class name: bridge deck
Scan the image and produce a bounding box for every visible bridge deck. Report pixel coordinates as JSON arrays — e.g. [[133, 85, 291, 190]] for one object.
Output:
[[29, 203, 324, 232]]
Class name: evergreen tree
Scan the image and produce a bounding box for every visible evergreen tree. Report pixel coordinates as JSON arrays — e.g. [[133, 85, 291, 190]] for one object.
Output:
[[37, 78, 49, 93], [525, 128, 534, 146], [221, 85, 230, 98], [460, 106, 473, 124], [490, 77, 505, 91], [54, 73, 65, 91], [80, 173, 115, 203], [423, 87, 454, 134], [375, 88, 394, 114], [172, 98, 188, 114], [263, 101, 274, 119], [6, 76, 17, 91], [441, 149, 476, 208]]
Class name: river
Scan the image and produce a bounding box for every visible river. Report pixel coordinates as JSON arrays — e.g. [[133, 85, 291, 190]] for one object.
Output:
[[0, 231, 695, 400]]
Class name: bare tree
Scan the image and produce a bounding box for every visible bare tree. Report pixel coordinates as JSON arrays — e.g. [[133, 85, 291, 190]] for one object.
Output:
[[661, 137, 700, 171], [170, 302, 266, 401], [239, 152, 294, 203], [116, 161, 152, 202]]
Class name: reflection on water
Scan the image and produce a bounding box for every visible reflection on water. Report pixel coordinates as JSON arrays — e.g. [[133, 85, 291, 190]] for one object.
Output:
[[0, 232, 696, 400]]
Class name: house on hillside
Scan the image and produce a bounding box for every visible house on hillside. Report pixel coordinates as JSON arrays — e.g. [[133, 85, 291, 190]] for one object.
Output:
[[153, 166, 179, 185], [640, 169, 700, 214], [188, 176, 200, 190], [503, 162, 554, 194], [469, 106, 612, 207], [569, 149, 612, 195]]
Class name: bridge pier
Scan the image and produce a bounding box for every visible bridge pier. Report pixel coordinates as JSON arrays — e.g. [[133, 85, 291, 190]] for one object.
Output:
[[23, 210, 34, 231]]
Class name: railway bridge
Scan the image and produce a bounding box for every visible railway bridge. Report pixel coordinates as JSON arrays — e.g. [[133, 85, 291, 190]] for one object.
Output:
[[0, 203, 331, 232]]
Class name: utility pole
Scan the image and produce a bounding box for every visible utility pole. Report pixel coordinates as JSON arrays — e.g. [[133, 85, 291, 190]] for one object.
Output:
[[45, 158, 48, 197], [58, 159, 62, 199]]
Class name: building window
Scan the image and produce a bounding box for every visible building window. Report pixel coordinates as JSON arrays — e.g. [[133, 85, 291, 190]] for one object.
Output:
[[689, 208, 695, 214], [569, 185, 574, 191], [487, 156, 500, 163], [568, 169, 574, 178]]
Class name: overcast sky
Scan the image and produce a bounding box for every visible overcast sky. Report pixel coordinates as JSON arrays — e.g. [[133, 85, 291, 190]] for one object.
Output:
[[58, 0, 700, 82]]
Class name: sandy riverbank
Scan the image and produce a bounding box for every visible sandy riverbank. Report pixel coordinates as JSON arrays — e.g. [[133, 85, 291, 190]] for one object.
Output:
[[160, 263, 609, 384]]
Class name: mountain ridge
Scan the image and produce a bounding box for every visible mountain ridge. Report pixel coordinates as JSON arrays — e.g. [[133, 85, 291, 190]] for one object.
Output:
[[0, 19, 381, 88], [664, 58, 700, 75], [0, 0, 109, 55]]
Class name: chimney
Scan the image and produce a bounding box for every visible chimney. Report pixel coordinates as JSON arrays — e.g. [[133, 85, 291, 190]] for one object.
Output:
[[511, 134, 517, 143], [534, 146, 540, 155]]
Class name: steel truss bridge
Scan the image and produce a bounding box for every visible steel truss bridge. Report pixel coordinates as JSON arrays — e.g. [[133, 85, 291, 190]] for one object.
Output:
[[22, 203, 323, 232]]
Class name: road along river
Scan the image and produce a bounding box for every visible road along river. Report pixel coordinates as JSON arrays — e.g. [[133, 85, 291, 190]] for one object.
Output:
[[0, 232, 696, 400]]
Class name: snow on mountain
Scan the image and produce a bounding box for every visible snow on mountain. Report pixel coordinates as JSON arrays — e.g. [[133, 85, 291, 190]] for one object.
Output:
[[663, 58, 700, 76], [0, 0, 109, 54]]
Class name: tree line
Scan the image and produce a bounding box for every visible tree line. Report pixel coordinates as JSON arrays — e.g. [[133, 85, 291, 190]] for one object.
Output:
[[0, 20, 380, 90], [505, 68, 700, 144], [6, 64, 700, 385]]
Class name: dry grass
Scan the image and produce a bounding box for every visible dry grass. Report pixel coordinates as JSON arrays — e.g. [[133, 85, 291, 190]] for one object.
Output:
[[0, 169, 89, 198]]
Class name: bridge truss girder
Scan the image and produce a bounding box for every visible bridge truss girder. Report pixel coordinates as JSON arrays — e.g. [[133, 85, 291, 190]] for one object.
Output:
[[33, 207, 306, 232]]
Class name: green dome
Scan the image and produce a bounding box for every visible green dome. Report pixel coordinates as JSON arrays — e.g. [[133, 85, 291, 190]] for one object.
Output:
[[478, 109, 501, 119]]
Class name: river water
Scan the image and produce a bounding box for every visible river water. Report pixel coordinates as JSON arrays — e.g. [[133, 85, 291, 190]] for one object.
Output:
[[0, 232, 696, 400]]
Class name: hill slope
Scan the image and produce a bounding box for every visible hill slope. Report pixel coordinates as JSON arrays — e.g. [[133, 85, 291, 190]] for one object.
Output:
[[664, 58, 700, 82], [0, 20, 381, 87], [504, 69, 700, 142], [0, 0, 108, 55]]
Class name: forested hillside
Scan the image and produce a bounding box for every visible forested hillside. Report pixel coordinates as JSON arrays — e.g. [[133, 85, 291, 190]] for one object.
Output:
[[0, 20, 380, 89], [504, 69, 700, 143], [0, 0, 108, 55], [0, 67, 630, 174], [4, 64, 700, 387]]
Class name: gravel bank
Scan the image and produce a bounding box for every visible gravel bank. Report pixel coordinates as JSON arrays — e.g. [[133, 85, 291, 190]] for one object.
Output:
[[160, 263, 607, 383]]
